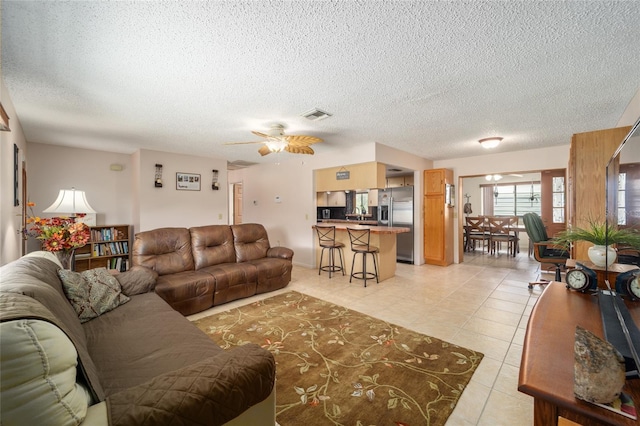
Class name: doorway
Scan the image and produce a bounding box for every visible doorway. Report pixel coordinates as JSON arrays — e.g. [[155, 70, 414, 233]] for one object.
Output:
[[459, 169, 566, 262], [230, 182, 243, 225]]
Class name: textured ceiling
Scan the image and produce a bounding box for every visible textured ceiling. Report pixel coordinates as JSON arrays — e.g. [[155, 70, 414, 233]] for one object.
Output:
[[2, 1, 639, 164]]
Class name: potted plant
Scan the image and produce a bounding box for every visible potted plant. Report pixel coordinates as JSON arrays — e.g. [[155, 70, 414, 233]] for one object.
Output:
[[553, 218, 640, 267]]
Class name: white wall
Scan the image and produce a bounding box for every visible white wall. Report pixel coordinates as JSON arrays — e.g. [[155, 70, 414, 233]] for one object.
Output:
[[0, 79, 28, 264], [135, 149, 228, 231], [617, 87, 640, 127], [229, 142, 433, 268], [27, 143, 133, 226]]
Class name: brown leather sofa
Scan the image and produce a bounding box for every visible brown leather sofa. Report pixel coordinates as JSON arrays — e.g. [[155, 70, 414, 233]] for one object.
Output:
[[133, 223, 294, 315], [0, 251, 276, 426]]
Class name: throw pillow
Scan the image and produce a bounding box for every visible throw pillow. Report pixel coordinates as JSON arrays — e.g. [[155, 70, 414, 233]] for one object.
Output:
[[113, 265, 158, 296], [58, 268, 130, 323]]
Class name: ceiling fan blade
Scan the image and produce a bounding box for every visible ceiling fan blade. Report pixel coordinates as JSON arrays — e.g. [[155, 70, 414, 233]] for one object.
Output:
[[258, 145, 272, 156], [224, 141, 264, 145], [251, 131, 269, 138], [286, 135, 323, 146], [285, 145, 315, 155]]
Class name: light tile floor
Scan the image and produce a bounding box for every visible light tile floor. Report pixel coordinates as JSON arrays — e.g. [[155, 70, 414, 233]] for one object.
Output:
[[189, 250, 553, 425]]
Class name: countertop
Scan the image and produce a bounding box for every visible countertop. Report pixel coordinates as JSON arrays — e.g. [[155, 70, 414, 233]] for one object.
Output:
[[314, 222, 410, 234], [317, 219, 378, 226]]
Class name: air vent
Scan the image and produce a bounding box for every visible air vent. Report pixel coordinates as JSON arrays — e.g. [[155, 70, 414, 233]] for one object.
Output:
[[388, 168, 403, 172], [301, 108, 332, 121], [227, 160, 257, 170]]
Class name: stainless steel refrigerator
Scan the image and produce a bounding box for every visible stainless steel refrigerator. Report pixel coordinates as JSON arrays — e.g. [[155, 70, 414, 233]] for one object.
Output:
[[378, 186, 414, 263]]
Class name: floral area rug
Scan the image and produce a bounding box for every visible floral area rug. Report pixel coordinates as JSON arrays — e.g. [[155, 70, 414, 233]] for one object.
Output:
[[193, 291, 484, 426]]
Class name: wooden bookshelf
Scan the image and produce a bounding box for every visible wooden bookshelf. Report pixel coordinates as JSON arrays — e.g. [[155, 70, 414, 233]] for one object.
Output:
[[74, 224, 132, 272]]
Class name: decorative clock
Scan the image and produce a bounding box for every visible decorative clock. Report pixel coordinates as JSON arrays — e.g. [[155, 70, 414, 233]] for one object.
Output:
[[615, 269, 640, 301], [566, 262, 598, 292]]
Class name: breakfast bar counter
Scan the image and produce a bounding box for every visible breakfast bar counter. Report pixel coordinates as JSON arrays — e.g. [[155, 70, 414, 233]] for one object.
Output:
[[313, 223, 410, 281]]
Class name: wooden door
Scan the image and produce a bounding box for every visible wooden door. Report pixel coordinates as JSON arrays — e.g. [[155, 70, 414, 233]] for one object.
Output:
[[233, 183, 243, 224], [424, 194, 444, 262], [540, 169, 566, 238]]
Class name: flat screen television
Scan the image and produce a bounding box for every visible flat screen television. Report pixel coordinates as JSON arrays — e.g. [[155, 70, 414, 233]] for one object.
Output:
[[602, 117, 640, 378], [605, 117, 640, 270]]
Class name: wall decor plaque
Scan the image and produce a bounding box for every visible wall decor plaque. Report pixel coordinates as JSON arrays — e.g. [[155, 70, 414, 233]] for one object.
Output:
[[176, 172, 201, 191]]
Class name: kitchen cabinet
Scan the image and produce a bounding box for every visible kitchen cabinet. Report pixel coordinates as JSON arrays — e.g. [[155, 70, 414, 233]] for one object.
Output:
[[327, 191, 346, 207], [423, 169, 453, 266], [424, 169, 445, 195], [386, 175, 414, 188], [316, 162, 386, 192], [369, 189, 378, 206], [316, 192, 328, 207]]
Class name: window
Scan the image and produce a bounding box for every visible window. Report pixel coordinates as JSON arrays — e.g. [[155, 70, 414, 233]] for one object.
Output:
[[552, 176, 565, 224], [355, 192, 369, 214], [489, 182, 541, 217], [618, 172, 626, 225]]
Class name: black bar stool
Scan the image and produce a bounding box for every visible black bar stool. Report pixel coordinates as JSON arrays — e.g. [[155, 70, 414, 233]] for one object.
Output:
[[315, 225, 345, 278], [346, 227, 379, 287]]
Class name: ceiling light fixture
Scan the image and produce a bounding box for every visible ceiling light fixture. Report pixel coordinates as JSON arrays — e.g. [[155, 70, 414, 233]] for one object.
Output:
[[478, 137, 503, 149], [485, 174, 503, 181], [265, 138, 288, 153]]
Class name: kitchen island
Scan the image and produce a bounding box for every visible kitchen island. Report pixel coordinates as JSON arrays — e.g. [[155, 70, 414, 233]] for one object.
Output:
[[313, 223, 410, 281]]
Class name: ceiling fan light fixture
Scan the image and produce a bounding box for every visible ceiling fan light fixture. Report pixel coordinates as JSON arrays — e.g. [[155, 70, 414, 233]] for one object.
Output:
[[265, 138, 287, 153], [479, 137, 503, 149], [485, 174, 503, 181]]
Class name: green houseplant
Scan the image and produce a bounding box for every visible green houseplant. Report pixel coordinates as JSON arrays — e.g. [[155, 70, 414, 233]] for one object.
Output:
[[553, 218, 640, 267]]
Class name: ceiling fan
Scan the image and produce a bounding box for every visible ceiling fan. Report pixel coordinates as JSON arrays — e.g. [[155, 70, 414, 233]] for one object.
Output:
[[224, 124, 323, 156]]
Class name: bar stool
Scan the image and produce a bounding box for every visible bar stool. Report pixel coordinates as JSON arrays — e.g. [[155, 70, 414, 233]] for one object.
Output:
[[347, 227, 379, 287], [315, 225, 345, 278]]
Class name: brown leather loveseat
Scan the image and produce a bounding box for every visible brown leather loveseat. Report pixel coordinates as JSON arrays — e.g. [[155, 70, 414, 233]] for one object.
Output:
[[133, 223, 294, 315]]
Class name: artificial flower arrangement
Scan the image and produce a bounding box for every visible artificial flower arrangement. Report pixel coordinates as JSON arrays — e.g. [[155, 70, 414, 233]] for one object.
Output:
[[23, 202, 90, 252]]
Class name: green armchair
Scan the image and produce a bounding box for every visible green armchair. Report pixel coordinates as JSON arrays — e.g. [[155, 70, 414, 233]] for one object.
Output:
[[522, 212, 569, 288]]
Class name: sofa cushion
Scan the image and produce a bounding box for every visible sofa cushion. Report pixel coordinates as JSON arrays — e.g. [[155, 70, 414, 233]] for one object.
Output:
[[0, 255, 106, 401], [106, 343, 275, 426], [0, 319, 92, 425], [190, 225, 237, 269], [82, 292, 223, 396], [154, 270, 216, 316], [231, 223, 271, 262], [58, 268, 130, 323], [200, 263, 258, 306], [247, 257, 293, 294], [113, 265, 158, 296], [132, 227, 195, 275]]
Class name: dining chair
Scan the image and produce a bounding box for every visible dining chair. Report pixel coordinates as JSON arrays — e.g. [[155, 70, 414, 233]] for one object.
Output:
[[487, 216, 518, 256], [346, 227, 379, 287], [464, 216, 490, 253]]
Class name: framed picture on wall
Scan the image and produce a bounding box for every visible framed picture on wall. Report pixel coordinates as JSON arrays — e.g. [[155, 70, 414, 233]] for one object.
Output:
[[176, 172, 201, 191], [14, 144, 19, 206], [445, 183, 455, 207]]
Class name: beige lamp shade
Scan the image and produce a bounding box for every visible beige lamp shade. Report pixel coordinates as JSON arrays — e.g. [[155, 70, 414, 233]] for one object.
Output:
[[42, 188, 96, 214]]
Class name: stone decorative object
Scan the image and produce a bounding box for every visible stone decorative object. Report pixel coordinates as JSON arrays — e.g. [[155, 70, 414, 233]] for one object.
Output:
[[574, 325, 626, 403]]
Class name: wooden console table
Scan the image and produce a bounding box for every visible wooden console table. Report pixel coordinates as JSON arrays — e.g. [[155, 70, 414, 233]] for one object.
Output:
[[565, 259, 639, 290], [519, 282, 640, 425]]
